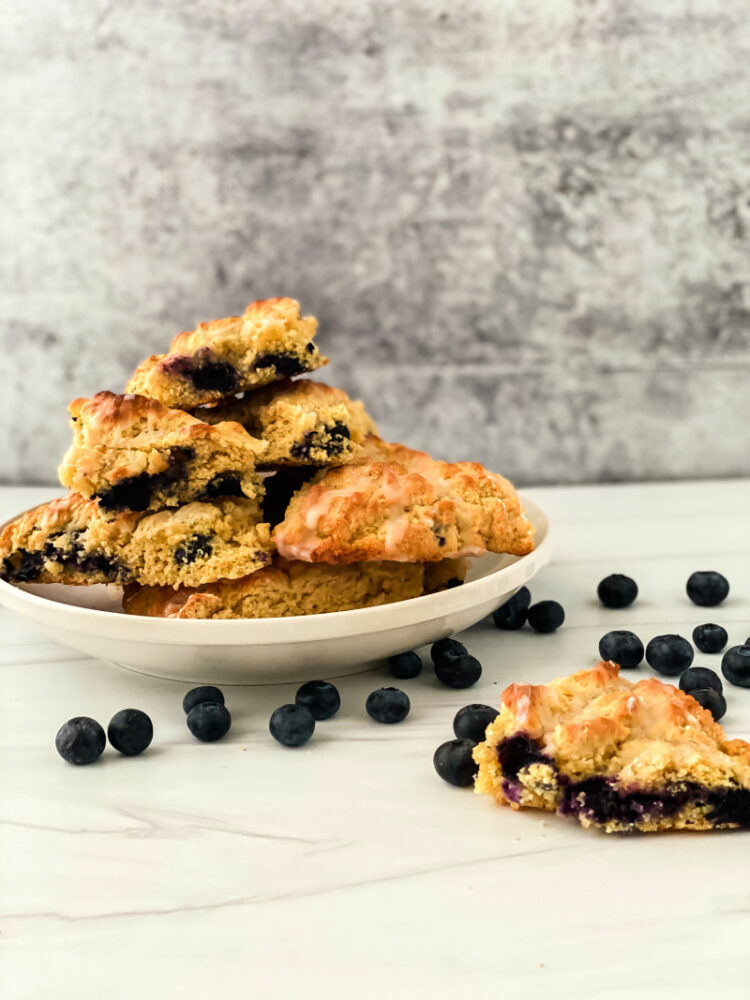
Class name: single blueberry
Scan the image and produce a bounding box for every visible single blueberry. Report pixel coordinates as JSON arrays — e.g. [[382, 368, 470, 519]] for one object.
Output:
[[295, 680, 340, 720], [453, 704, 496, 742], [686, 571, 729, 607], [107, 709, 153, 756], [388, 651, 423, 679], [434, 652, 482, 689], [183, 685, 225, 715], [597, 574, 638, 609], [687, 687, 727, 721], [365, 687, 410, 724], [527, 600, 565, 633], [433, 739, 478, 787], [186, 702, 232, 742], [679, 667, 723, 695], [692, 623, 728, 655], [430, 638, 467, 663], [492, 586, 531, 630], [269, 704, 316, 746], [645, 635, 694, 676], [721, 645, 750, 688], [55, 717, 106, 765], [598, 630, 644, 669]]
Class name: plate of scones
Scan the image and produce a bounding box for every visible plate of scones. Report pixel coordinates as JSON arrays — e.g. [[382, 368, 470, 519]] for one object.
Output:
[[0, 297, 551, 683]]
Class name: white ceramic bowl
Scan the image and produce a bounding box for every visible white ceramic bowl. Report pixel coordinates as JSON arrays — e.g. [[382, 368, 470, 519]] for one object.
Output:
[[0, 495, 551, 684]]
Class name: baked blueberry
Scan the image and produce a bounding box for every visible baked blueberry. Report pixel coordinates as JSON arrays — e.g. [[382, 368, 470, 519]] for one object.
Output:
[[107, 709, 153, 756], [597, 574, 638, 609], [492, 586, 531, 630], [433, 739, 478, 787], [686, 571, 729, 607], [182, 686, 225, 715], [388, 651, 423, 679], [430, 638, 467, 663], [55, 717, 106, 765], [434, 652, 482, 689], [679, 667, 723, 695], [692, 623, 728, 655], [645, 635, 694, 676], [269, 704, 316, 746], [365, 687, 410, 724], [598, 630, 644, 669], [721, 645, 750, 688], [686, 687, 727, 721], [527, 601, 565, 633], [453, 704, 497, 742], [186, 702, 232, 742], [295, 680, 340, 720]]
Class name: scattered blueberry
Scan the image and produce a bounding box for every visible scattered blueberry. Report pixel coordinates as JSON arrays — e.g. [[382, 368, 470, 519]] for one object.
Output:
[[55, 717, 106, 765], [492, 586, 531, 630], [186, 702, 232, 742], [365, 687, 410, 724], [692, 623, 728, 655], [686, 571, 729, 607], [107, 709, 153, 756], [434, 651, 483, 689], [598, 630, 644, 669], [597, 574, 638, 609], [388, 651, 423, 679], [686, 687, 727, 722], [526, 601, 565, 633], [645, 634, 694, 676], [453, 704, 497, 742], [433, 739, 478, 787], [679, 667, 723, 695], [430, 638, 466, 663], [183, 685, 225, 715], [269, 704, 315, 746], [295, 680, 340, 720], [721, 645, 750, 688]]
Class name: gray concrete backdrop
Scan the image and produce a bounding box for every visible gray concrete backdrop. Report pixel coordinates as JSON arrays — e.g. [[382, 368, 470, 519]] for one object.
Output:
[[2, 0, 750, 486]]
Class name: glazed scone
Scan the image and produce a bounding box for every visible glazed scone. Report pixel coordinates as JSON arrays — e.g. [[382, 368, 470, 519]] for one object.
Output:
[[0, 494, 273, 588], [126, 298, 328, 409], [197, 380, 377, 466], [122, 559, 425, 619], [273, 437, 534, 563], [58, 392, 266, 512], [423, 557, 469, 593], [474, 661, 750, 834]]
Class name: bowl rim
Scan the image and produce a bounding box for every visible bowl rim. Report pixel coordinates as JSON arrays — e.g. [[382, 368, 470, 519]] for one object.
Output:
[[0, 493, 551, 645]]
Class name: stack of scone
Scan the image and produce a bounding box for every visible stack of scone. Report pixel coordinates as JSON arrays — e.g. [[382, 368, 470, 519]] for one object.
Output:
[[0, 298, 535, 619]]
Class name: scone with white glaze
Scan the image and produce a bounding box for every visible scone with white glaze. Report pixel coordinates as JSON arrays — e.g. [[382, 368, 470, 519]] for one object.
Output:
[[58, 391, 265, 512]]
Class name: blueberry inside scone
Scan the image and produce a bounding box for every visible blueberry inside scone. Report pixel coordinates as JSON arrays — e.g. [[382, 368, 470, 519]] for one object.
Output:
[[474, 662, 750, 833]]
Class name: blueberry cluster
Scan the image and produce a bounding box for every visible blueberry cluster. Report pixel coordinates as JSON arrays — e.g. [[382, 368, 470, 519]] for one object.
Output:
[[491, 586, 565, 634], [55, 708, 153, 765], [433, 704, 498, 786]]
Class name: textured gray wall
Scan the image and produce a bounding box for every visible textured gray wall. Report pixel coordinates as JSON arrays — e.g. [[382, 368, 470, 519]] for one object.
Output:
[[2, 0, 750, 487]]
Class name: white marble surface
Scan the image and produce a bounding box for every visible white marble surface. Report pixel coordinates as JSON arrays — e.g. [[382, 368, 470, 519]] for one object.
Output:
[[1, 481, 749, 999]]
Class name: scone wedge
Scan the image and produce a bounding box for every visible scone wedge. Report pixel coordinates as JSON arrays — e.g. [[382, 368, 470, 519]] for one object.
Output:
[[474, 661, 750, 833]]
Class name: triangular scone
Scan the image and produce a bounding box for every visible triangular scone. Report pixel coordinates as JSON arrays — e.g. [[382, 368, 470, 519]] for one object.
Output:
[[273, 436, 534, 563], [126, 298, 328, 409], [474, 662, 750, 833], [196, 379, 377, 466], [0, 494, 272, 588], [58, 391, 266, 512]]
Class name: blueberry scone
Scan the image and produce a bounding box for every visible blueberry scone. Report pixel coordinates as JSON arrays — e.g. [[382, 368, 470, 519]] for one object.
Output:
[[474, 662, 750, 833], [273, 437, 534, 563], [0, 494, 273, 588], [58, 392, 266, 512], [197, 380, 377, 466], [126, 298, 328, 409]]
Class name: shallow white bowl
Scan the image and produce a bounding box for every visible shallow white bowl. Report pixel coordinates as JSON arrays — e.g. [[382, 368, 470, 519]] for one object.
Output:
[[0, 495, 551, 684]]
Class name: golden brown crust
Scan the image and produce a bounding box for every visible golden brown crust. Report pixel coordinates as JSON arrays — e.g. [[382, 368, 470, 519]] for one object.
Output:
[[126, 299, 328, 408], [474, 662, 750, 833], [58, 392, 265, 510], [272, 436, 534, 563]]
